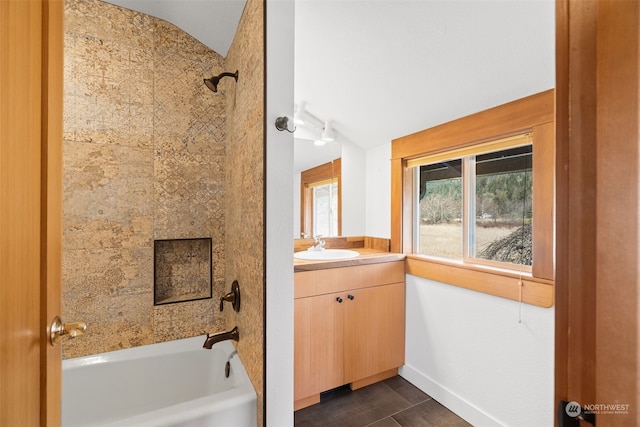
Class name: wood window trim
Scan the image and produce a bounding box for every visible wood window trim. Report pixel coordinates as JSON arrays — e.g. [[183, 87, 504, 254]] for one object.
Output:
[[300, 158, 342, 237], [391, 89, 555, 308]]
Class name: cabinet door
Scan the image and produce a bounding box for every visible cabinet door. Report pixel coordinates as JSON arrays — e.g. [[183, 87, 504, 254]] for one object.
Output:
[[294, 292, 345, 401], [344, 282, 405, 383]]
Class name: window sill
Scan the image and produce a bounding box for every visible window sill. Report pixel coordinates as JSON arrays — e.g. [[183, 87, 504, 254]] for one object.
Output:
[[405, 254, 554, 308]]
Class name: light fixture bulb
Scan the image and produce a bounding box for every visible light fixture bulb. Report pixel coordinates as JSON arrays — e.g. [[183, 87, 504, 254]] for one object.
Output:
[[314, 139, 326, 146], [321, 120, 335, 142], [294, 102, 306, 125]]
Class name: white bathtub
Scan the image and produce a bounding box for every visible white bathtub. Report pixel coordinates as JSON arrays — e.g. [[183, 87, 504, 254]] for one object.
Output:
[[62, 335, 257, 427]]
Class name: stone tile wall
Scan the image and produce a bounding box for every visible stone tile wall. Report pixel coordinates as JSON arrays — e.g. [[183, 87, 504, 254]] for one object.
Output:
[[62, 0, 230, 357], [224, 0, 265, 423]]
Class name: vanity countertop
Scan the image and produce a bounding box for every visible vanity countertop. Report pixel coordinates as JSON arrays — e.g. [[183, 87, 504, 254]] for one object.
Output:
[[294, 248, 405, 272]]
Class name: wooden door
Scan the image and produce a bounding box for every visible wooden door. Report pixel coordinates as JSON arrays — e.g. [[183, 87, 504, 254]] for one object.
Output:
[[555, 1, 639, 425], [0, 0, 63, 425], [344, 282, 405, 386], [294, 292, 345, 408]]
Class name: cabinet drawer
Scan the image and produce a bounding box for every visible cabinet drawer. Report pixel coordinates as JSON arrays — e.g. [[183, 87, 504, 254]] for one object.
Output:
[[294, 261, 404, 298]]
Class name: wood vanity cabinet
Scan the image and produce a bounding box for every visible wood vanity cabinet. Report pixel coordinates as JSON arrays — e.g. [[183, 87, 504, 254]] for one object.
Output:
[[294, 261, 405, 410]]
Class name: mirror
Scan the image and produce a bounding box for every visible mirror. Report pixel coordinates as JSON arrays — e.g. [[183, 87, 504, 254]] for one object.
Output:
[[299, 159, 341, 238], [293, 137, 366, 238]]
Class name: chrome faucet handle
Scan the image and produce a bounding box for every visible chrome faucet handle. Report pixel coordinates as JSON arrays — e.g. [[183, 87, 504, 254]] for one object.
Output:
[[309, 235, 325, 250]]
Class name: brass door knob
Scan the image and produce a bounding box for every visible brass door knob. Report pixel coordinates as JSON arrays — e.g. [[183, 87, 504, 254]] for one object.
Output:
[[50, 316, 87, 347]]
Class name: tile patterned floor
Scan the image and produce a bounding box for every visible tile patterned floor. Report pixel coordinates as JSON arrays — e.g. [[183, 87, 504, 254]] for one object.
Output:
[[294, 376, 472, 427]]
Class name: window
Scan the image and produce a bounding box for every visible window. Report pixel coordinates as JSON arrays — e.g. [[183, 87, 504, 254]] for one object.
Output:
[[391, 90, 555, 307], [310, 179, 338, 237], [300, 159, 341, 238], [416, 158, 463, 259], [414, 136, 533, 271]]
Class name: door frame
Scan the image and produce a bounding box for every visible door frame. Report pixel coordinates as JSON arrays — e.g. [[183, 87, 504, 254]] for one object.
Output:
[[0, 0, 63, 425], [555, 1, 639, 425], [42, 0, 64, 423]]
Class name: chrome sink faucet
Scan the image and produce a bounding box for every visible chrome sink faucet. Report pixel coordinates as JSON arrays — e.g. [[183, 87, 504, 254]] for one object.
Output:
[[309, 235, 325, 251], [203, 326, 239, 349]]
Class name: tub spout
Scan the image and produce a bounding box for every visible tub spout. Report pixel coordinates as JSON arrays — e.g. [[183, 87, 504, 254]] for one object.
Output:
[[203, 326, 239, 349]]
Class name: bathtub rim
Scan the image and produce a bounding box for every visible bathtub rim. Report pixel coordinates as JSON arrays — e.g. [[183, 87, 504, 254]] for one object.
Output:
[[62, 335, 257, 427], [63, 334, 236, 367]]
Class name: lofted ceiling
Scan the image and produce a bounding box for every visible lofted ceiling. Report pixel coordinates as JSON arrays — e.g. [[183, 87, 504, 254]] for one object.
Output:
[[102, 0, 555, 169], [294, 0, 555, 152]]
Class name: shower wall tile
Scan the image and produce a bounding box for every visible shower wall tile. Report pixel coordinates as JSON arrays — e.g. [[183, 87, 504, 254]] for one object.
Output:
[[64, 29, 154, 148], [63, 0, 228, 358], [224, 0, 265, 424], [65, 0, 154, 48], [153, 56, 226, 147], [63, 140, 153, 250], [153, 298, 220, 343], [153, 18, 215, 60], [62, 247, 154, 358], [153, 149, 225, 238]]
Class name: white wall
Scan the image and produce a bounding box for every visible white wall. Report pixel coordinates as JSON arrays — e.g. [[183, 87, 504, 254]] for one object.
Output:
[[401, 275, 555, 426], [363, 128, 556, 426], [365, 143, 391, 238], [341, 140, 366, 236], [361, 84, 557, 426], [363, 110, 556, 426], [293, 171, 301, 238], [266, 0, 294, 425]]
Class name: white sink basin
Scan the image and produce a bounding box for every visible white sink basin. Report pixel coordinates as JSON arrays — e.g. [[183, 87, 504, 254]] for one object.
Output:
[[294, 249, 360, 261]]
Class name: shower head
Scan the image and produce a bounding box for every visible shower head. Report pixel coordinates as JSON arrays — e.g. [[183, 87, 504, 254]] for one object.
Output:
[[203, 70, 239, 93]]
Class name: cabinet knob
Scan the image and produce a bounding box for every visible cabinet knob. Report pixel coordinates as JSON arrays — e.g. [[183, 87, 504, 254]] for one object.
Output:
[[336, 297, 343, 303], [348, 294, 355, 300]]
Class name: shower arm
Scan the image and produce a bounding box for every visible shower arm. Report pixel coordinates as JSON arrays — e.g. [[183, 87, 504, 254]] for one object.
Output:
[[204, 70, 239, 93], [216, 71, 238, 81]]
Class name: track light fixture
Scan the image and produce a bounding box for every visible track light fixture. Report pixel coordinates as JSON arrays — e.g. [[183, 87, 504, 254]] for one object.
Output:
[[294, 102, 306, 125], [288, 101, 338, 144], [321, 120, 335, 142]]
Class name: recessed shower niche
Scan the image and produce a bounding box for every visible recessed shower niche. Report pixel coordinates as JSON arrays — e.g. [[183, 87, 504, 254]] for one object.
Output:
[[154, 238, 213, 305]]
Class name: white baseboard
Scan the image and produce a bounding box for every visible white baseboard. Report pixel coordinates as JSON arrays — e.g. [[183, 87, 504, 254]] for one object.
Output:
[[399, 364, 505, 427]]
